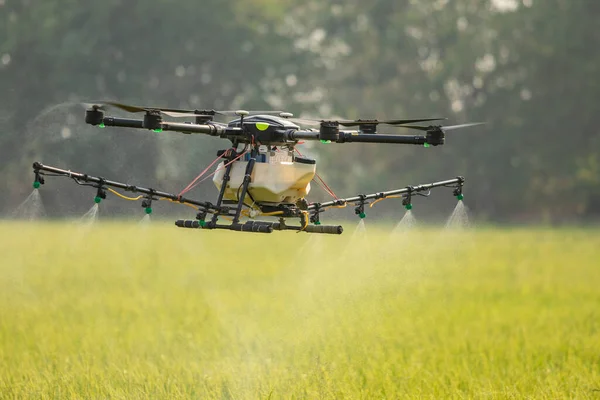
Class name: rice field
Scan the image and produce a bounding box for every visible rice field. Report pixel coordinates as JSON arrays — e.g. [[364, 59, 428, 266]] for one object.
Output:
[[0, 221, 599, 398]]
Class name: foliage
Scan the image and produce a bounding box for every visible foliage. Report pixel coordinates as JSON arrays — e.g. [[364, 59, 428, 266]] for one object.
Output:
[[289, 0, 600, 221], [1, 222, 599, 398], [0, 0, 598, 222]]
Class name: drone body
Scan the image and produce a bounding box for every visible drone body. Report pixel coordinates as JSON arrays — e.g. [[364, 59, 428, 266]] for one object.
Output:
[[32, 102, 482, 234], [213, 115, 315, 208]]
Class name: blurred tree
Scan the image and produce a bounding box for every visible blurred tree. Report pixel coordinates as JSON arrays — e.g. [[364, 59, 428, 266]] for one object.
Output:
[[0, 0, 598, 222], [0, 0, 317, 214], [288, 0, 600, 222]]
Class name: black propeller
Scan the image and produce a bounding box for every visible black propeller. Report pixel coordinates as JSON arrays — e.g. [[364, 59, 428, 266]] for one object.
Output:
[[396, 122, 486, 132], [162, 109, 287, 118], [288, 117, 447, 127], [85, 101, 285, 118]]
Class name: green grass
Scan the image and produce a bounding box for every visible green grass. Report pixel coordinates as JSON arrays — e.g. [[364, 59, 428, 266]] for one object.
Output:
[[0, 222, 599, 399]]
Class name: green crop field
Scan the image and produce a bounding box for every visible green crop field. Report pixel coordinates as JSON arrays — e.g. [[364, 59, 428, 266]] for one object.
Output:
[[0, 221, 598, 399]]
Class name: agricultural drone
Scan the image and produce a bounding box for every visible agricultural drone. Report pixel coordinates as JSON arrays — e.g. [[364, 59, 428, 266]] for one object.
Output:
[[32, 101, 482, 234]]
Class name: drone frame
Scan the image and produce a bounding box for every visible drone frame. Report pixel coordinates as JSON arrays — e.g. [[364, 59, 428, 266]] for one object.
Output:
[[30, 103, 473, 234]]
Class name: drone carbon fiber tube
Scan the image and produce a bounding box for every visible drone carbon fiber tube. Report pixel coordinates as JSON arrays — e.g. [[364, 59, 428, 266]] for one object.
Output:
[[99, 117, 234, 137], [288, 130, 321, 140], [160, 122, 226, 136], [33, 162, 218, 211], [301, 225, 344, 234], [102, 117, 144, 128], [175, 220, 273, 233], [337, 132, 427, 145], [175, 220, 201, 228], [270, 221, 343, 234], [307, 177, 464, 210], [174, 219, 343, 235], [229, 223, 273, 233], [288, 130, 428, 145]]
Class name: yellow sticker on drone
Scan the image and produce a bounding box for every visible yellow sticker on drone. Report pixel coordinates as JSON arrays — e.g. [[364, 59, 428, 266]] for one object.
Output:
[[256, 122, 270, 131]]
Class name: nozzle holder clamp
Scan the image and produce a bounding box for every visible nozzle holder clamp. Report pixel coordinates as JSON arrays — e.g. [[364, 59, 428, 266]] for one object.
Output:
[[196, 210, 208, 221], [310, 203, 322, 225], [354, 195, 367, 218], [141, 189, 158, 213], [94, 179, 107, 204], [402, 186, 415, 210], [33, 165, 45, 187], [452, 177, 465, 200]]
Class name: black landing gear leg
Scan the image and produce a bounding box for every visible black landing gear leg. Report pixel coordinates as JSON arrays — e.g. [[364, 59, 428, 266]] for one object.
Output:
[[232, 147, 258, 224], [210, 149, 236, 226]]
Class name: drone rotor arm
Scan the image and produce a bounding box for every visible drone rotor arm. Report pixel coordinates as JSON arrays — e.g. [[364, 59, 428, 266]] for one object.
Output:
[[287, 130, 321, 141], [93, 115, 234, 138], [286, 130, 427, 145], [337, 132, 427, 144], [101, 117, 144, 129]]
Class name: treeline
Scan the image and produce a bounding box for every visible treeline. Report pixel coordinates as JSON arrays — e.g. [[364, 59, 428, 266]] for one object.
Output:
[[1, 0, 598, 222]]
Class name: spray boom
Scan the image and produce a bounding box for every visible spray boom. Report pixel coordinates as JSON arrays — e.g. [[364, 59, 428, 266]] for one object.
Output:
[[31, 161, 465, 234]]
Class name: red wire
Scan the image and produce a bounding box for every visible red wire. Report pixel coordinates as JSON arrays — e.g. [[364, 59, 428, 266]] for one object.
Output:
[[313, 177, 336, 198], [315, 174, 339, 199], [178, 151, 227, 197], [191, 149, 248, 188], [294, 148, 338, 199]]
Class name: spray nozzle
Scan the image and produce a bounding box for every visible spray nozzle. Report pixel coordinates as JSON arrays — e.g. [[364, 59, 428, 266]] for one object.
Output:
[[354, 195, 367, 219], [141, 201, 153, 214], [402, 187, 414, 210], [141, 190, 158, 214], [33, 170, 45, 189], [195, 210, 208, 226], [94, 183, 107, 204], [310, 204, 322, 225], [453, 187, 464, 201]]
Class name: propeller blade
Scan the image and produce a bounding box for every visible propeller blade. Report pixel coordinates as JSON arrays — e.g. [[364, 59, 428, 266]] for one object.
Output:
[[163, 110, 287, 118], [288, 117, 446, 127], [84, 101, 168, 113], [395, 122, 486, 132], [160, 110, 216, 118], [103, 101, 149, 113], [216, 110, 286, 117], [393, 124, 431, 131], [85, 101, 286, 118], [287, 118, 324, 127], [338, 117, 446, 127], [441, 122, 486, 131]]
